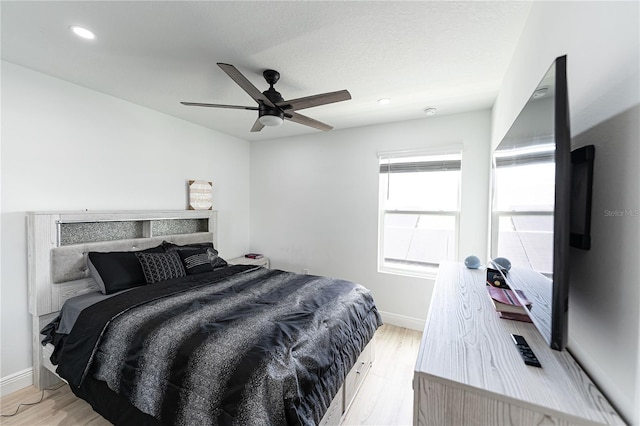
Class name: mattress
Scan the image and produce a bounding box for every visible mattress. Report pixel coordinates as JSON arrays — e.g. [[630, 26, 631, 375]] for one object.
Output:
[[57, 288, 132, 334]]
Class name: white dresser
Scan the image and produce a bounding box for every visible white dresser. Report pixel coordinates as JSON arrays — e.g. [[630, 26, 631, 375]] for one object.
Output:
[[413, 262, 623, 425]]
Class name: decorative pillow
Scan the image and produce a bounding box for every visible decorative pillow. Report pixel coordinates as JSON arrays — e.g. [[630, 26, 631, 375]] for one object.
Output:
[[87, 245, 164, 295], [206, 247, 228, 269], [135, 251, 186, 284], [176, 248, 214, 275], [162, 241, 212, 251], [162, 241, 228, 269]]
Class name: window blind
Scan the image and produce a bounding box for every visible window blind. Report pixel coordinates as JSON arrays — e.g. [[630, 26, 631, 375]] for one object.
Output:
[[379, 159, 461, 174], [495, 151, 554, 168]]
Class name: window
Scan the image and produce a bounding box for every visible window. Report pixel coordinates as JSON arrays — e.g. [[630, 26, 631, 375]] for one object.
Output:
[[378, 151, 462, 277], [491, 144, 555, 276]]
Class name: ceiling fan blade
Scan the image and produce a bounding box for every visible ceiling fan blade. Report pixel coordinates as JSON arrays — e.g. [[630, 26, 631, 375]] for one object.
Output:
[[286, 112, 333, 132], [217, 63, 275, 107], [250, 118, 265, 132], [180, 102, 259, 110], [276, 90, 351, 111]]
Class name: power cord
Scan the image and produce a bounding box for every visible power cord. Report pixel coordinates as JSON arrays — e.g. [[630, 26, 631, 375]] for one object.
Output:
[[1, 382, 67, 417]]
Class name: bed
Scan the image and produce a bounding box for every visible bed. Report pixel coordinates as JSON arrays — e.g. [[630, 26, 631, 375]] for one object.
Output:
[[28, 210, 381, 425]]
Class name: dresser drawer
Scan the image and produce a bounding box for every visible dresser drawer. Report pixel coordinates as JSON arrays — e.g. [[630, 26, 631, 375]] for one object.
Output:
[[344, 342, 373, 409], [319, 384, 344, 426]]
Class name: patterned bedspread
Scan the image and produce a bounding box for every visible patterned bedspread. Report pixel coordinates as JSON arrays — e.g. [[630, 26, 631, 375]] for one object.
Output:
[[52, 265, 382, 425]]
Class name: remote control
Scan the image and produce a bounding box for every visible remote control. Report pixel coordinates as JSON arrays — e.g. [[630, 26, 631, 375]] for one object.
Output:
[[511, 334, 542, 368]]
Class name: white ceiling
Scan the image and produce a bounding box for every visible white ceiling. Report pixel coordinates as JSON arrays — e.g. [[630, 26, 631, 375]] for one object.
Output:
[[1, 1, 532, 141]]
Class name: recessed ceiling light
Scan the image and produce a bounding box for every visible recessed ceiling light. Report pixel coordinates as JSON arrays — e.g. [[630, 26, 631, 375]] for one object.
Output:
[[424, 107, 437, 116], [69, 25, 95, 40], [378, 98, 391, 105]]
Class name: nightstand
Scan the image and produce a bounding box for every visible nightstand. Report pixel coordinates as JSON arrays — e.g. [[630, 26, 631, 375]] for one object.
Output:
[[227, 256, 270, 268]]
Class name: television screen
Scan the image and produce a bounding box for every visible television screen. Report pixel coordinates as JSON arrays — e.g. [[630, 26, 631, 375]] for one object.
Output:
[[491, 56, 570, 350]]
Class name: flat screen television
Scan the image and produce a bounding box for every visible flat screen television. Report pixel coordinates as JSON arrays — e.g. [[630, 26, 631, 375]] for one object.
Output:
[[490, 55, 570, 350]]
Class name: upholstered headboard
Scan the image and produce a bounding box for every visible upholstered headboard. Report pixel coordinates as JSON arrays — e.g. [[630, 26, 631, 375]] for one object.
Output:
[[27, 210, 218, 317]]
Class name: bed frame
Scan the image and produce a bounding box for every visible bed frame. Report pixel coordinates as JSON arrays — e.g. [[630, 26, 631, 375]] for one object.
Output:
[[27, 210, 372, 426]]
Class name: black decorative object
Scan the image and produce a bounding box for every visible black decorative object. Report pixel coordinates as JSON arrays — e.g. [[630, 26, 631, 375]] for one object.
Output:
[[570, 145, 595, 250]]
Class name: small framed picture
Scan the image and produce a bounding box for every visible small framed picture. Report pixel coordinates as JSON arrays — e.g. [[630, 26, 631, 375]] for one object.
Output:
[[188, 180, 213, 210]]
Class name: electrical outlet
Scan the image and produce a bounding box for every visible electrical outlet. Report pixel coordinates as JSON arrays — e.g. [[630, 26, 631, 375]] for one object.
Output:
[[302, 268, 309, 275]]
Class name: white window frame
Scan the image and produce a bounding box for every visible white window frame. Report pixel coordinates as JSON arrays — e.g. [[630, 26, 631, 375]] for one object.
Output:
[[377, 148, 462, 279]]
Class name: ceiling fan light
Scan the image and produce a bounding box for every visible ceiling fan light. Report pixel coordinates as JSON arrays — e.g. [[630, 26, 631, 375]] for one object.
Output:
[[259, 115, 284, 127]]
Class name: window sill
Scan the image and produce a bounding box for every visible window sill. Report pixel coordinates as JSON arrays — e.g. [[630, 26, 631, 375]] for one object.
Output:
[[378, 265, 438, 280]]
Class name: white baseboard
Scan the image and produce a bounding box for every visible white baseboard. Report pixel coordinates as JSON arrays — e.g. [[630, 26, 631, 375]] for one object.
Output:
[[379, 310, 425, 331], [1, 368, 33, 397]]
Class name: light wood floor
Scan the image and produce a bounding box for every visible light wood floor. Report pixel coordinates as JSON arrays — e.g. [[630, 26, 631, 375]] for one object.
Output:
[[0, 324, 422, 425], [341, 324, 421, 425]]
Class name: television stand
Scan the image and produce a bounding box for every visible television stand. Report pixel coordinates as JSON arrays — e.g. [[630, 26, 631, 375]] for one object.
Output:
[[413, 262, 623, 425]]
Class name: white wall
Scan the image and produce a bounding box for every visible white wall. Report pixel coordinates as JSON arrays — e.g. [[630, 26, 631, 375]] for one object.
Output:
[[492, 1, 639, 148], [570, 106, 639, 424], [491, 2, 640, 423], [0, 62, 251, 389], [250, 111, 491, 328]]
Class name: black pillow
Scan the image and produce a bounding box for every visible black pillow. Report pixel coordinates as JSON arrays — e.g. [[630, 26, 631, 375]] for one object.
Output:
[[87, 245, 164, 295], [135, 251, 186, 284], [163, 241, 228, 269], [162, 241, 212, 251], [176, 248, 214, 275]]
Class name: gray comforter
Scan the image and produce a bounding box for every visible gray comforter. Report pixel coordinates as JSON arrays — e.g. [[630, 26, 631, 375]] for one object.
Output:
[[52, 265, 382, 425]]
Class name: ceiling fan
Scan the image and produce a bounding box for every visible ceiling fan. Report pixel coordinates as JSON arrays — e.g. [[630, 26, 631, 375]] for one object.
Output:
[[181, 63, 351, 132]]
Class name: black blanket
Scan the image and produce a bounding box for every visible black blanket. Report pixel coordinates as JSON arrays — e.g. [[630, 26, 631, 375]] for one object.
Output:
[[50, 265, 382, 425]]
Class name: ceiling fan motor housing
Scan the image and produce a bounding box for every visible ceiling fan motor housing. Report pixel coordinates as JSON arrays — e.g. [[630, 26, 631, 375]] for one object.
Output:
[[259, 102, 284, 120], [261, 70, 285, 120]]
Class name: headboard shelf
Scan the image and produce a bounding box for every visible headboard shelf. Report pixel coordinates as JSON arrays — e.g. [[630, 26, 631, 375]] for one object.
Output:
[[57, 217, 210, 245], [59, 221, 145, 245], [33, 209, 214, 222]]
